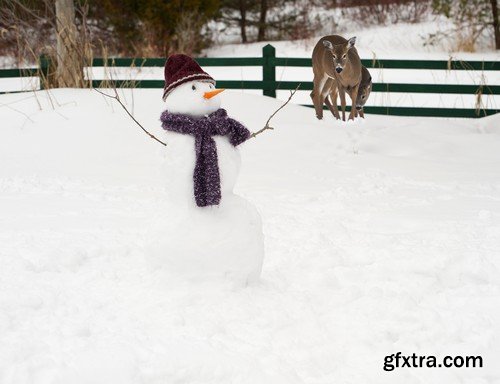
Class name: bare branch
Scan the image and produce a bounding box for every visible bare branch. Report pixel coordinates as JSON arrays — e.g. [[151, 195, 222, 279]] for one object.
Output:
[[251, 84, 300, 139], [94, 87, 167, 147], [0, 101, 35, 122]]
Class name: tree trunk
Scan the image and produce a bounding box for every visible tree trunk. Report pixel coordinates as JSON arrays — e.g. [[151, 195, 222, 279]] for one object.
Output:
[[55, 0, 83, 87], [257, 0, 267, 42], [491, 0, 500, 49], [239, 0, 247, 43]]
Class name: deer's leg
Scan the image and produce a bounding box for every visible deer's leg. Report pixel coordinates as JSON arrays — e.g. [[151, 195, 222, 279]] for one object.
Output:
[[312, 74, 328, 120], [325, 94, 340, 120], [338, 86, 347, 121], [320, 78, 336, 119], [359, 108, 365, 118], [351, 89, 358, 118], [324, 94, 334, 117], [326, 83, 340, 120], [348, 84, 360, 121]]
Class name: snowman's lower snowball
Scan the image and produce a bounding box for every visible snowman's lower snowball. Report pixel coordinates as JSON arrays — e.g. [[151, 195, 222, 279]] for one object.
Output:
[[149, 131, 264, 283]]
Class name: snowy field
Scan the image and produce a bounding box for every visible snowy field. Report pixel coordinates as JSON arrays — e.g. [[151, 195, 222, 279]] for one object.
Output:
[[1, 88, 499, 383]]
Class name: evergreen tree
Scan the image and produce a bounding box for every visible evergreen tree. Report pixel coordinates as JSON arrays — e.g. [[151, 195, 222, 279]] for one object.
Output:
[[86, 0, 220, 56]]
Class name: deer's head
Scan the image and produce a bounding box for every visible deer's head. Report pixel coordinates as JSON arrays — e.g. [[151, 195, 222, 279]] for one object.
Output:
[[356, 76, 372, 110], [323, 37, 356, 74]]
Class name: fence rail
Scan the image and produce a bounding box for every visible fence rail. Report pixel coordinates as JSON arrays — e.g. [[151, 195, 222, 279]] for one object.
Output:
[[1, 44, 499, 118]]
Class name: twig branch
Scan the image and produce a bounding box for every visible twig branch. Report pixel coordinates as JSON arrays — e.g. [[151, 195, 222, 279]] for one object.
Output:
[[94, 87, 167, 146], [251, 84, 300, 138], [0, 101, 35, 122]]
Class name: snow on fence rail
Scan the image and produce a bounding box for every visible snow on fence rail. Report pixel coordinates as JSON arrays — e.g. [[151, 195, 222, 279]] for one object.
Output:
[[1, 44, 499, 118]]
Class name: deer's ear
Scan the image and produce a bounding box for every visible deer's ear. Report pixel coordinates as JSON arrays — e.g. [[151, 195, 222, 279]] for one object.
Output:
[[347, 36, 356, 49], [322, 40, 333, 50]]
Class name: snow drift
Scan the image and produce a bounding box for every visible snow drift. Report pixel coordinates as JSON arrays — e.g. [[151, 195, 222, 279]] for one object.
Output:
[[1, 88, 500, 383]]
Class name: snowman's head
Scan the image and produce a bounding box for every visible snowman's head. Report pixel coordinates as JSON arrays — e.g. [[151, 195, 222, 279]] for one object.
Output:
[[164, 80, 224, 118]]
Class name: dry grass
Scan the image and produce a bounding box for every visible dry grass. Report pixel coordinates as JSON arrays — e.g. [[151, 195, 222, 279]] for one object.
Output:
[[1, 0, 93, 88]]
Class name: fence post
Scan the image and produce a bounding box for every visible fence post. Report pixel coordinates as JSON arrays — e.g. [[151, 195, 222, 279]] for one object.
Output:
[[38, 54, 51, 90], [262, 44, 276, 98]]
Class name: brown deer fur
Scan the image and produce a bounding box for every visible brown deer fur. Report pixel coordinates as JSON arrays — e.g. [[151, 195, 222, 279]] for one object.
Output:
[[310, 35, 362, 121], [327, 65, 372, 119]]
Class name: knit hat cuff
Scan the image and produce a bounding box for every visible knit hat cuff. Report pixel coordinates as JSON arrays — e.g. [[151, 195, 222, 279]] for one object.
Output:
[[162, 74, 215, 100]]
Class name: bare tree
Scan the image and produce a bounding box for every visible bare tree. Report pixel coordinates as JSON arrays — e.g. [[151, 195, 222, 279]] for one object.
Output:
[[55, 0, 84, 87], [257, 0, 268, 41], [339, 0, 431, 26], [432, 0, 495, 51], [239, 0, 248, 43], [0, 0, 90, 87], [492, 0, 500, 49], [218, 0, 254, 43], [174, 11, 207, 55], [218, 0, 315, 43]]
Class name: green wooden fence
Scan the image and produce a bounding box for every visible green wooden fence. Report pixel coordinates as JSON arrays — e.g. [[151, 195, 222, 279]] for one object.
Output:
[[1, 44, 499, 118]]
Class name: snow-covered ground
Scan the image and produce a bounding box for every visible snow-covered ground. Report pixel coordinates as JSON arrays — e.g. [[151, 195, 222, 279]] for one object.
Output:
[[1, 88, 499, 383]]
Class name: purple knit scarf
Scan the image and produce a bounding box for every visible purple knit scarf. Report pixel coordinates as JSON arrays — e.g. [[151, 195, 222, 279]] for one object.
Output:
[[160, 108, 250, 207]]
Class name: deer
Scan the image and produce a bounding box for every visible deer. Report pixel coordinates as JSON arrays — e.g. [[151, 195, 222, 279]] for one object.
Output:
[[326, 65, 372, 119], [310, 35, 362, 121]]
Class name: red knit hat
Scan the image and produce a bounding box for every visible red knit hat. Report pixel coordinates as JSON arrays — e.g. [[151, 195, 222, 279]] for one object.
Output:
[[163, 54, 215, 100]]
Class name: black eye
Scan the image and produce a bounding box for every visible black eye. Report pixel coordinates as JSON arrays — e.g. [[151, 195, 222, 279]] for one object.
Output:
[[192, 85, 196, 91], [332, 55, 336, 60], [342, 54, 347, 59], [361, 95, 365, 99]]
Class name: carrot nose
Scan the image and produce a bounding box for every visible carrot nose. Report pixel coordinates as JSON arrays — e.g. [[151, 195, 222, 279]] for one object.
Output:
[[203, 89, 225, 99]]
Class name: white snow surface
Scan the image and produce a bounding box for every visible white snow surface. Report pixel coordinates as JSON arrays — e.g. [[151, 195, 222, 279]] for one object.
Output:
[[1, 88, 500, 383]]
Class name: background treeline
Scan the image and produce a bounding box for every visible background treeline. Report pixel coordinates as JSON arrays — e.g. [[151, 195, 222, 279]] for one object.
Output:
[[0, 0, 499, 64]]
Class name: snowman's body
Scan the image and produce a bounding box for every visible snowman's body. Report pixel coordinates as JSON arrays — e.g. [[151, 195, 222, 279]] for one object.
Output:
[[161, 133, 240, 205], [151, 81, 264, 283]]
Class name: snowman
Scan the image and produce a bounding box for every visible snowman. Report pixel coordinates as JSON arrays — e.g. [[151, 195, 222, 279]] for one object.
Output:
[[150, 54, 264, 283]]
